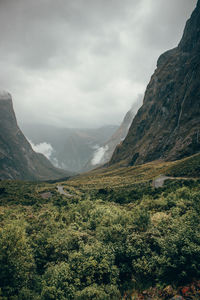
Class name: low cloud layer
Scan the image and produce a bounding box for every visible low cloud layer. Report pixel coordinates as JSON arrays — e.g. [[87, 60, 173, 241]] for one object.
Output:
[[91, 145, 109, 165], [29, 140, 53, 160], [0, 0, 197, 128], [29, 139, 68, 169]]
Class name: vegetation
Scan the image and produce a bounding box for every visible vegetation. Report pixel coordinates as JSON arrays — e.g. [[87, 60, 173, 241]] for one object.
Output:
[[0, 155, 200, 299], [166, 153, 200, 178]]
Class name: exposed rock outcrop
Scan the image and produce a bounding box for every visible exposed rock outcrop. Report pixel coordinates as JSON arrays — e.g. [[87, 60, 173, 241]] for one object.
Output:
[[110, 1, 200, 166], [0, 92, 71, 180]]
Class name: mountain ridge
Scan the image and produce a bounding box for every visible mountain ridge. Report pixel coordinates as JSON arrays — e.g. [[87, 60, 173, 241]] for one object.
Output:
[[21, 123, 118, 172], [110, 0, 200, 166], [0, 93, 72, 180], [83, 106, 136, 171]]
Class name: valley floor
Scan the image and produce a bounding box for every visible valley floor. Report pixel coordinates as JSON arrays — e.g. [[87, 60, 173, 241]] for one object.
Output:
[[0, 153, 200, 299]]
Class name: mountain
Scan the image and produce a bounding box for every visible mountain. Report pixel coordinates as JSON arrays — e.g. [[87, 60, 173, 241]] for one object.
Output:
[[0, 92, 72, 180], [21, 123, 118, 173], [83, 106, 135, 171], [110, 1, 200, 166]]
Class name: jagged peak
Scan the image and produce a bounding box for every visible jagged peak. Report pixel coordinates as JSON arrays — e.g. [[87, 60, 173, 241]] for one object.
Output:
[[110, 1, 200, 167], [178, 0, 200, 52], [0, 90, 12, 101]]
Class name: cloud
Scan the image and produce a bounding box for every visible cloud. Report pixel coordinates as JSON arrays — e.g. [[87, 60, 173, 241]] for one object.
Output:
[[28, 139, 68, 169], [29, 140, 53, 160], [91, 145, 109, 165], [0, 0, 197, 128]]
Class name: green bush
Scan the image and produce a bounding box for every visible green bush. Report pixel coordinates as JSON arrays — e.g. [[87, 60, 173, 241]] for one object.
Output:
[[0, 221, 35, 298], [0, 179, 200, 298]]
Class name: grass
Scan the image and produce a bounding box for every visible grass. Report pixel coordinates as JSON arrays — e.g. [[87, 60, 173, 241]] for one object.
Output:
[[0, 153, 198, 206], [166, 152, 200, 178], [63, 153, 200, 192]]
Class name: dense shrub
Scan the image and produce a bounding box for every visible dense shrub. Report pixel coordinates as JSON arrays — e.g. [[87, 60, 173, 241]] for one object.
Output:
[[0, 179, 199, 298], [0, 221, 36, 298]]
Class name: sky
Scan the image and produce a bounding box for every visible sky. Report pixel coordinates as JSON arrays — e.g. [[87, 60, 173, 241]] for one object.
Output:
[[0, 0, 197, 128]]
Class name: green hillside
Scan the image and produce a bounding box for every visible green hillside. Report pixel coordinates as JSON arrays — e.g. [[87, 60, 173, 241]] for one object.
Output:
[[166, 153, 200, 178], [0, 154, 200, 299]]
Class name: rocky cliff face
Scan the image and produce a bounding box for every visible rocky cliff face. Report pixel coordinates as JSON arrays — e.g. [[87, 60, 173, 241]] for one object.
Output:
[[83, 107, 135, 171], [0, 92, 71, 180], [110, 1, 200, 166]]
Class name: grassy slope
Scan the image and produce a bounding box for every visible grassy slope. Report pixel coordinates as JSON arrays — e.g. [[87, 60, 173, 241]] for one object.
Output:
[[65, 153, 200, 191]]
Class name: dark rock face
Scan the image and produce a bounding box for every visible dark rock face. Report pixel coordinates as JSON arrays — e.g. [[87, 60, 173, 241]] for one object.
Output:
[[110, 1, 200, 166], [0, 93, 71, 180]]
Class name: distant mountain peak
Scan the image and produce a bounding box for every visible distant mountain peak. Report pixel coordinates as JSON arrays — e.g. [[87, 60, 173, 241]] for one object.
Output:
[[83, 105, 136, 171], [0, 92, 72, 180]]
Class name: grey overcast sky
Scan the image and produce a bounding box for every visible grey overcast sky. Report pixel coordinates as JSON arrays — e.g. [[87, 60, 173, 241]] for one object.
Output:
[[0, 0, 197, 128]]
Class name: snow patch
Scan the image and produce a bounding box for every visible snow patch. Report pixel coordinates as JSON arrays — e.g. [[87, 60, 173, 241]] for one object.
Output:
[[91, 145, 109, 165]]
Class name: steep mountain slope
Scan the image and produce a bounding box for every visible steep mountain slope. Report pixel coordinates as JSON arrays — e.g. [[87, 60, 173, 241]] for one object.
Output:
[[110, 1, 200, 166], [83, 107, 135, 171], [21, 123, 117, 172], [0, 92, 71, 180]]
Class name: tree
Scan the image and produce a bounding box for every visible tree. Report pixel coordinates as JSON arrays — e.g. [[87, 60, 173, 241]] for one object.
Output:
[[0, 220, 35, 298]]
